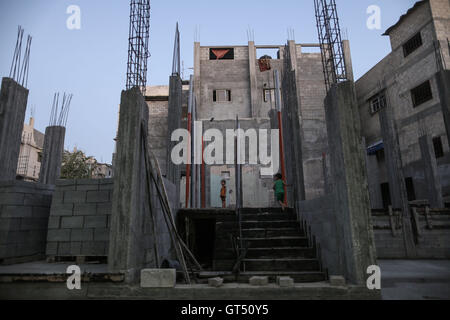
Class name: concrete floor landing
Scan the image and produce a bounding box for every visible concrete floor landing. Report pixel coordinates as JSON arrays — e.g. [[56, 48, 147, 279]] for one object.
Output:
[[0, 260, 448, 299]]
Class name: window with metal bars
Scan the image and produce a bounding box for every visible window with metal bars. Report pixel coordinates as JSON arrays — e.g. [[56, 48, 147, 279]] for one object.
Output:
[[213, 90, 231, 102], [263, 89, 275, 103], [403, 32, 423, 57], [370, 93, 387, 115], [411, 80, 432, 107], [433, 136, 444, 158]]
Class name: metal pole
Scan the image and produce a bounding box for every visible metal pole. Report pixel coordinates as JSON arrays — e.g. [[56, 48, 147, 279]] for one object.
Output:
[[275, 70, 287, 206], [185, 75, 193, 208]]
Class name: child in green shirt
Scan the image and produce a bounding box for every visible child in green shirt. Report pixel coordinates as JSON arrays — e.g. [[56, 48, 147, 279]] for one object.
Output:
[[273, 173, 289, 211]]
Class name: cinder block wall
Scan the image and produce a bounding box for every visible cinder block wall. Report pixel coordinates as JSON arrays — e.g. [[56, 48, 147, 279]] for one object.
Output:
[[0, 181, 54, 262], [46, 179, 113, 258]]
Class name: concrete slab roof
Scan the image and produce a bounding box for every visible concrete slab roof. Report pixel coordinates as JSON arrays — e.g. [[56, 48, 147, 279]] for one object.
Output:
[[383, 0, 428, 36]]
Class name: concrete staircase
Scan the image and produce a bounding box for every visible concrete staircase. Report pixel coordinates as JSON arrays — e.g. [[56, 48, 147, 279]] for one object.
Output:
[[200, 207, 327, 283]]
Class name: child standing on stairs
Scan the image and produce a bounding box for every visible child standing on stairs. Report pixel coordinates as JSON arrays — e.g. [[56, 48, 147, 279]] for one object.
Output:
[[220, 179, 227, 208], [273, 173, 289, 211]]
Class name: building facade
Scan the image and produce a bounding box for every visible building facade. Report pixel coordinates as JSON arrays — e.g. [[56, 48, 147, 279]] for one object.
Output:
[[356, 0, 450, 209], [16, 117, 44, 182]]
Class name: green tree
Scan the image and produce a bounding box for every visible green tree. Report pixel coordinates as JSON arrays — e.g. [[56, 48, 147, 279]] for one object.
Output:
[[60, 149, 98, 179]]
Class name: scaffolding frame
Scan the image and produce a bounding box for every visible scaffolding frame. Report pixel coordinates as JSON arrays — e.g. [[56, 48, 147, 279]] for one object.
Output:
[[314, 0, 347, 92], [126, 0, 151, 96]]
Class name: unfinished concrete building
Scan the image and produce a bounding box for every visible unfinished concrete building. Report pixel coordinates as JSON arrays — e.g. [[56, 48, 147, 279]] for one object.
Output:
[[16, 116, 44, 182], [356, 0, 450, 209]]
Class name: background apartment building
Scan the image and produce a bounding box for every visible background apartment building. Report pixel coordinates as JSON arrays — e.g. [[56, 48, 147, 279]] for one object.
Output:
[[16, 117, 44, 181], [356, 0, 450, 208]]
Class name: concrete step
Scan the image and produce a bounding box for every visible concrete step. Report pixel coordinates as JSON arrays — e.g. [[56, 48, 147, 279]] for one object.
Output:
[[241, 236, 309, 248], [197, 271, 326, 283], [242, 228, 304, 238], [245, 247, 316, 259], [213, 246, 315, 260], [243, 258, 320, 272], [241, 220, 299, 229], [241, 213, 296, 221], [240, 207, 294, 214]]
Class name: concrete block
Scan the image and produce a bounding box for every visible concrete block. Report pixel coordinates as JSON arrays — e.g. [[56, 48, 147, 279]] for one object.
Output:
[[81, 241, 106, 256], [46, 242, 58, 255], [51, 191, 64, 204], [50, 204, 73, 216], [47, 216, 60, 229], [64, 190, 87, 203], [249, 276, 269, 286], [71, 228, 93, 241], [58, 241, 82, 256], [70, 242, 82, 255], [20, 217, 48, 230], [208, 277, 224, 287], [23, 194, 47, 206], [329, 275, 346, 287], [97, 203, 112, 215], [32, 206, 50, 218], [84, 216, 107, 228], [0, 205, 32, 218], [0, 218, 21, 231], [99, 183, 114, 191], [76, 179, 100, 186], [61, 216, 84, 229], [47, 229, 71, 242], [140, 269, 176, 288], [73, 203, 97, 216], [57, 242, 71, 255], [0, 193, 25, 206], [86, 190, 109, 203], [0, 244, 17, 258], [94, 228, 110, 241], [276, 276, 294, 287]]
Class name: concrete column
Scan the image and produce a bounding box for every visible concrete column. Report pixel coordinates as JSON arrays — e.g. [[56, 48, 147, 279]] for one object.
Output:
[[364, 152, 384, 209], [342, 40, 354, 82], [322, 152, 331, 195], [284, 40, 306, 203], [38, 126, 66, 185], [324, 81, 377, 285], [108, 87, 153, 283], [166, 75, 182, 209], [378, 106, 417, 257], [0, 78, 29, 181], [248, 41, 258, 118], [419, 134, 444, 208], [435, 70, 450, 148]]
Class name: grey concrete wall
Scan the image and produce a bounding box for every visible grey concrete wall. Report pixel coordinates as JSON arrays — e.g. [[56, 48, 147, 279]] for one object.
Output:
[[39, 126, 65, 185], [324, 81, 377, 285], [147, 99, 169, 176], [0, 181, 53, 263], [436, 70, 450, 148], [0, 78, 29, 181], [202, 118, 275, 208], [298, 194, 340, 276], [356, 2, 450, 210], [45, 179, 112, 257], [419, 134, 444, 207], [166, 75, 182, 209], [109, 87, 178, 283]]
